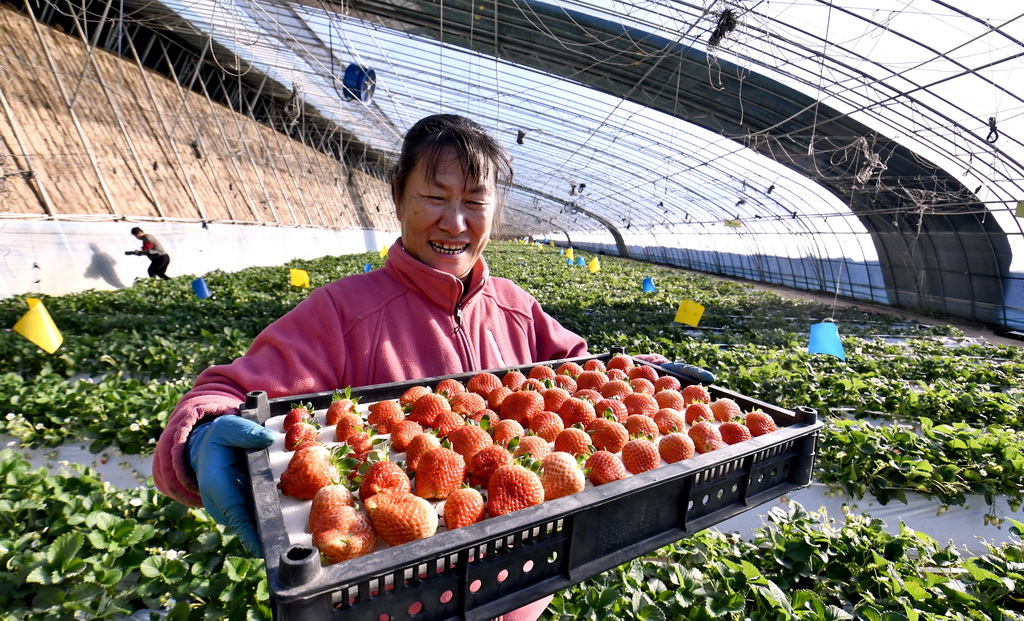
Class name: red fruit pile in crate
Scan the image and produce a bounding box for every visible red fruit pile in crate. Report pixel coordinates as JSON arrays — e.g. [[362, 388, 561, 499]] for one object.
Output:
[[266, 354, 780, 566]]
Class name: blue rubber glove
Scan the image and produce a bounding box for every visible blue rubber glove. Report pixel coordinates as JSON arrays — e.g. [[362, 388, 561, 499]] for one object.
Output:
[[659, 361, 717, 385], [187, 415, 278, 556]]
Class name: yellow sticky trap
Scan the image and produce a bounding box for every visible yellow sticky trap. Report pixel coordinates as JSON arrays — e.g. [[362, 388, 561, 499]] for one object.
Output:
[[1016, 201, 1024, 217], [549, 241, 555, 247], [379, 244, 389, 259], [289, 269, 310, 288], [588, 257, 600, 273], [673, 299, 705, 326], [724, 218, 742, 228], [13, 298, 63, 353], [565, 248, 575, 260]]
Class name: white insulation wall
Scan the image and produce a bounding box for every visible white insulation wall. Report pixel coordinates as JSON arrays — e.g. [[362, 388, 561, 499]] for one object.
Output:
[[1, 221, 400, 299]]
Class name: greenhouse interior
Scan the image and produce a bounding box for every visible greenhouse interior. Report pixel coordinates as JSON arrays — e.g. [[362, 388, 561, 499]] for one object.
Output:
[[2, 0, 1023, 619]]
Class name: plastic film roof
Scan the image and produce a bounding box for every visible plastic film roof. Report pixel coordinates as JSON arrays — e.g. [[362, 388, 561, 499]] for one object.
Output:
[[133, 0, 1024, 327]]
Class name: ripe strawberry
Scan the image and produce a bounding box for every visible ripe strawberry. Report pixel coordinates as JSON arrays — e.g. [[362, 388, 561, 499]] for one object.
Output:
[[555, 361, 585, 378], [559, 397, 596, 427], [688, 421, 723, 454], [514, 434, 552, 461], [432, 410, 466, 437], [659, 432, 695, 463], [606, 354, 635, 372], [389, 420, 424, 453], [285, 420, 322, 451], [467, 372, 502, 398], [606, 368, 628, 381], [528, 365, 556, 381], [443, 487, 486, 530], [364, 491, 438, 546], [491, 419, 525, 448], [409, 393, 451, 427], [279, 445, 341, 500], [326, 388, 360, 426], [283, 402, 314, 432], [435, 378, 466, 399], [600, 379, 633, 399], [500, 390, 545, 426], [682, 384, 711, 406], [415, 447, 467, 499], [308, 483, 355, 534], [487, 386, 513, 411], [553, 427, 593, 457], [450, 392, 486, 416], [654, 389, 685, 411], [551, 374, 578, 392], [358, 459, 412, 501], [586, 417, 629, 453], [653, 375, 682, 392], [540, 452, 585, 500], [541, 387, 571, 413], [624, 414, 659, 439], [585, 450, 628, 486], [621, 437, 660, 474], [594, 398, 628, 423], [468, 444, 514, 487], [575, 370, 608, 391], [720, 420, 752, 445], [399, 385, 432, 408], [529, 410, 565, 442], [312, 505, 376, 564], [621, 393, 658, 417], [367, 399, 404, 433], [487, 464, 544, 516], [466, 407, 498, 425], [710, 398, 742, 423], [653, 408, 686, 435], [447, 424, 492, 460], [405, 432, 442, 472], [746, 410, 778, 436], [502, 370, 527, 391], [582, 359, 607, 373], [628, 365, 659, 384], [520, 378, 547, 392], [343, 426, 380, 455], [629, 378, 656, 396], [334, 411, 364, 443], [572, 389, 602, 404], [684, 402, 714, 426]]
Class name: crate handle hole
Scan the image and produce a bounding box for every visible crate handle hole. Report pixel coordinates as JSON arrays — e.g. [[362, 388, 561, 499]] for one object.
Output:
[[439, 590, 453, 604], [408, 601, 423, 616], [547, 551, 558, 563], [470, 580, 483, 593], [523, 560, 534, 573], [497, 569, 509, 583]]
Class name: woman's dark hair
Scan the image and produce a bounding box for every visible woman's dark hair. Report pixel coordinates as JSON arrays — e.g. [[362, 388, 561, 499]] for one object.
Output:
[[392, 115, 513, 221]]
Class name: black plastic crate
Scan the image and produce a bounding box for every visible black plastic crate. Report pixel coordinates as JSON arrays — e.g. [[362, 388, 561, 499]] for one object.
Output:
[[242, 351, 822, 620]]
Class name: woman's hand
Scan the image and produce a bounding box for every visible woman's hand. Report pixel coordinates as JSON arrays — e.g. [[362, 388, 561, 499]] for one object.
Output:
[[187, 415, 279, 556]]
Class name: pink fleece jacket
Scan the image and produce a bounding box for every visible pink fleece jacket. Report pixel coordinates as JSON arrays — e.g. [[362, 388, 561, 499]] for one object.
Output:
[[153, 240, 588, 507]]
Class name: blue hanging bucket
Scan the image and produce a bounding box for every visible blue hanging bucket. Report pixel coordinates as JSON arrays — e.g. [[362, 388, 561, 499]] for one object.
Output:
[[642, 278, 657, 293], [808, 321, 846, 360], [576, 256, 586, 266], [566, 258, 573, 266], [192, 277, 212, 300], [364, 263, 372, 273], [343, 64, 377, 103]]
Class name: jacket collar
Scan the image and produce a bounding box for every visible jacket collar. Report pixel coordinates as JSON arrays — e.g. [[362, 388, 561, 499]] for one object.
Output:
[[384, 240, 489, 312]]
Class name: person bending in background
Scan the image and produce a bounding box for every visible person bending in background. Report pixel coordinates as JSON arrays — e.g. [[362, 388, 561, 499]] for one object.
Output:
[[153, 114, 588, 621], [126, 227, 171, 279]]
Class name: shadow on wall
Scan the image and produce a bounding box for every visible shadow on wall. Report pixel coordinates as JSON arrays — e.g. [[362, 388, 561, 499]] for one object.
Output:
[[83, 242, 126, 289]]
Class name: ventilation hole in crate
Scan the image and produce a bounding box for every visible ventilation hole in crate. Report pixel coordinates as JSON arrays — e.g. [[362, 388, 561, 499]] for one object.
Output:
[[523, 560, 535, 573], [439, 590, 453, 604], [470, 580, 483, 593], [702, 494, 710, 505], [757, 473, 764, 483], [547, 551, 559, 564], [408, 602, 423, 615], [688, 500, 694, 510], [731, 484, 738, 493], [497, 569, 509, 583], [716, 489, 724, 499]]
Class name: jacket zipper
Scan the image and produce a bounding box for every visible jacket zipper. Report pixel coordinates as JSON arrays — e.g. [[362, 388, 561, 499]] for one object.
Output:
[[454, 302, 477, 368]]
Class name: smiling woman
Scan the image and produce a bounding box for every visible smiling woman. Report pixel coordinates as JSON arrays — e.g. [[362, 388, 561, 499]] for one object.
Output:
[[152, 114, 587, 621]]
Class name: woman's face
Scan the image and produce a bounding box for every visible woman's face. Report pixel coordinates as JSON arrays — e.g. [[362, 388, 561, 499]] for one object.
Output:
[[395, 151, 496, 281]]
